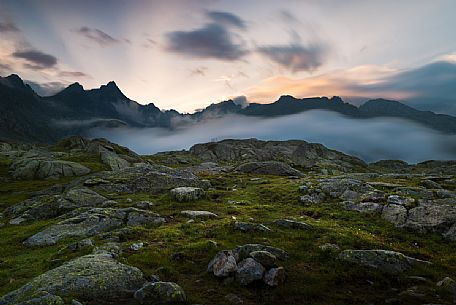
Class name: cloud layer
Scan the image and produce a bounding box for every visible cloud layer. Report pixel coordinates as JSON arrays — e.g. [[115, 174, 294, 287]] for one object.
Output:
[[90, 111, 456, 163], [258, 44, 326, 72]]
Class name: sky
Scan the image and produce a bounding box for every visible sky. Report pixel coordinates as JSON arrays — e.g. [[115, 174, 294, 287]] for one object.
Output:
[[1, 0, 456, 113]]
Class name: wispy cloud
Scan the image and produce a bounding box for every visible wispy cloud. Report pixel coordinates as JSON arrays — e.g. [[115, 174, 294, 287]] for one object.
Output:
[[73, 26, 120, 46], [0, 21, 19, 33], [207, 11, 246, 29]]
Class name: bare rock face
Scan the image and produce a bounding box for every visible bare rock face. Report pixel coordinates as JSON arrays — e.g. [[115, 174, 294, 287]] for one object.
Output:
[[24, 207, 165, 247], [84, 164, 210, 194], [11, 156, 90, 180], [338, 250, 431, 273], [0, 254, 146, 305], [235, 161, 303, 177], [190, 138, 366, 171]]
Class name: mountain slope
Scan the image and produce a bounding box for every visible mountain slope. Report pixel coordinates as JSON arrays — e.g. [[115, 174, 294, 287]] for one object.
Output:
[[1, 73, 456, 143]]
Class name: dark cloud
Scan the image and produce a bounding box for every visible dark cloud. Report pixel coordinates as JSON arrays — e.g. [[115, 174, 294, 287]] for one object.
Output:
[[232, 95, 249, 108], [207, 11, 246, 29], [25, 80, 67, 96], [165, 23, 248, 60], [59, 71, 90, 78], [349, 61, 456, 115], [73, 26, 120, 46], [0, 21, 19, 32], [12, 50, 57, 69], [257, 44, 326, 72]]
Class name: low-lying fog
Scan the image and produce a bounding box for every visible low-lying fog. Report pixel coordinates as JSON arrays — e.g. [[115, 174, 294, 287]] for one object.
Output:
[[90, 110, 456, 164]]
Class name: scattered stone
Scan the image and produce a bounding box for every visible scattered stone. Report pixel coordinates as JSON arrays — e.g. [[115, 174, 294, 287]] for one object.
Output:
[[224, 293, 244, 304], [387, 195, 412, 206], [422, 179, 442, 189], [263, 267, 286, 287], [272, 219, 312, 230], [136, 201, 154, 209], [235, 258, 265, 285], [130, 242, 144, 251], [181, 210, 217, 219], [344, 201, 383, 214], [299, 193, 325, 205], [9, 216, 27, 225], [319, 243, 340, 252], [207, 250, 237, 277], [338, 250, 431, 273], [67, 238, 94, 252], [436, 277, 456, 291], [249, 251, 277, 268], [381, 204, 408, 226], [171, 187, 205, 202], [234, 221, 271, 233], [234, 244, 288, 261], [133, 281, 187, 305]]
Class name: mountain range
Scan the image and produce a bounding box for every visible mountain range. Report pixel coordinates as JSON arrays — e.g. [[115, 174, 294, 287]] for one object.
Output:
[[1, 73, 456, 143]]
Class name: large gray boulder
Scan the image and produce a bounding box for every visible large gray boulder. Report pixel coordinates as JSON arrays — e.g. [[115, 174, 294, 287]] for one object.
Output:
[[0, 254, 146, 304], [235, 258, 265, 285], [234, 161, 303, 177], [11, 157, 90, 180], [403, 203, 456, 234], [338, 250, 431, 273], [24, 207, 165, 246]]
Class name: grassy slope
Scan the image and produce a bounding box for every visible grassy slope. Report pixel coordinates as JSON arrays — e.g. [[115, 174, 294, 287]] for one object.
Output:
[[0, 155, 455, 304]]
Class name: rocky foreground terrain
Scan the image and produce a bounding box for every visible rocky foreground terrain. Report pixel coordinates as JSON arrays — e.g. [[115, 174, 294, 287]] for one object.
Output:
[[0, 137, 455, 305]]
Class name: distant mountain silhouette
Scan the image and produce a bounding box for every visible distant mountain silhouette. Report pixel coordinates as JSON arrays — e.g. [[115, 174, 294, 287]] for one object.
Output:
[[1, 74, 456, 143]]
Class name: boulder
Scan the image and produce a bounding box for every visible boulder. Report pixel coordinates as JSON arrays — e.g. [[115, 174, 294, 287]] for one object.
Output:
[[344, 201, 383, 214], [11, 157, 90, 180], [234, 244, 288, 261], [249, 251, 277, 268], [0, 254, 146, 304], [381, 204, 408, 226], [404, 203, 456, 234], [263, 267, 286, 287], [24, 208, 164, 246], [235, 258, 265, 285], [171, 187, 205, 202], [133, 281, 186, 305], [234, 222, 271, 233], [338, 250, 431, 273], [272, 219, 312, 230], [100, 151, 130, 170], [234, 161, 303, 177], [181, 210, 217, 219], [319, 178, 374, 198], [207, 250, 238, 277]]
